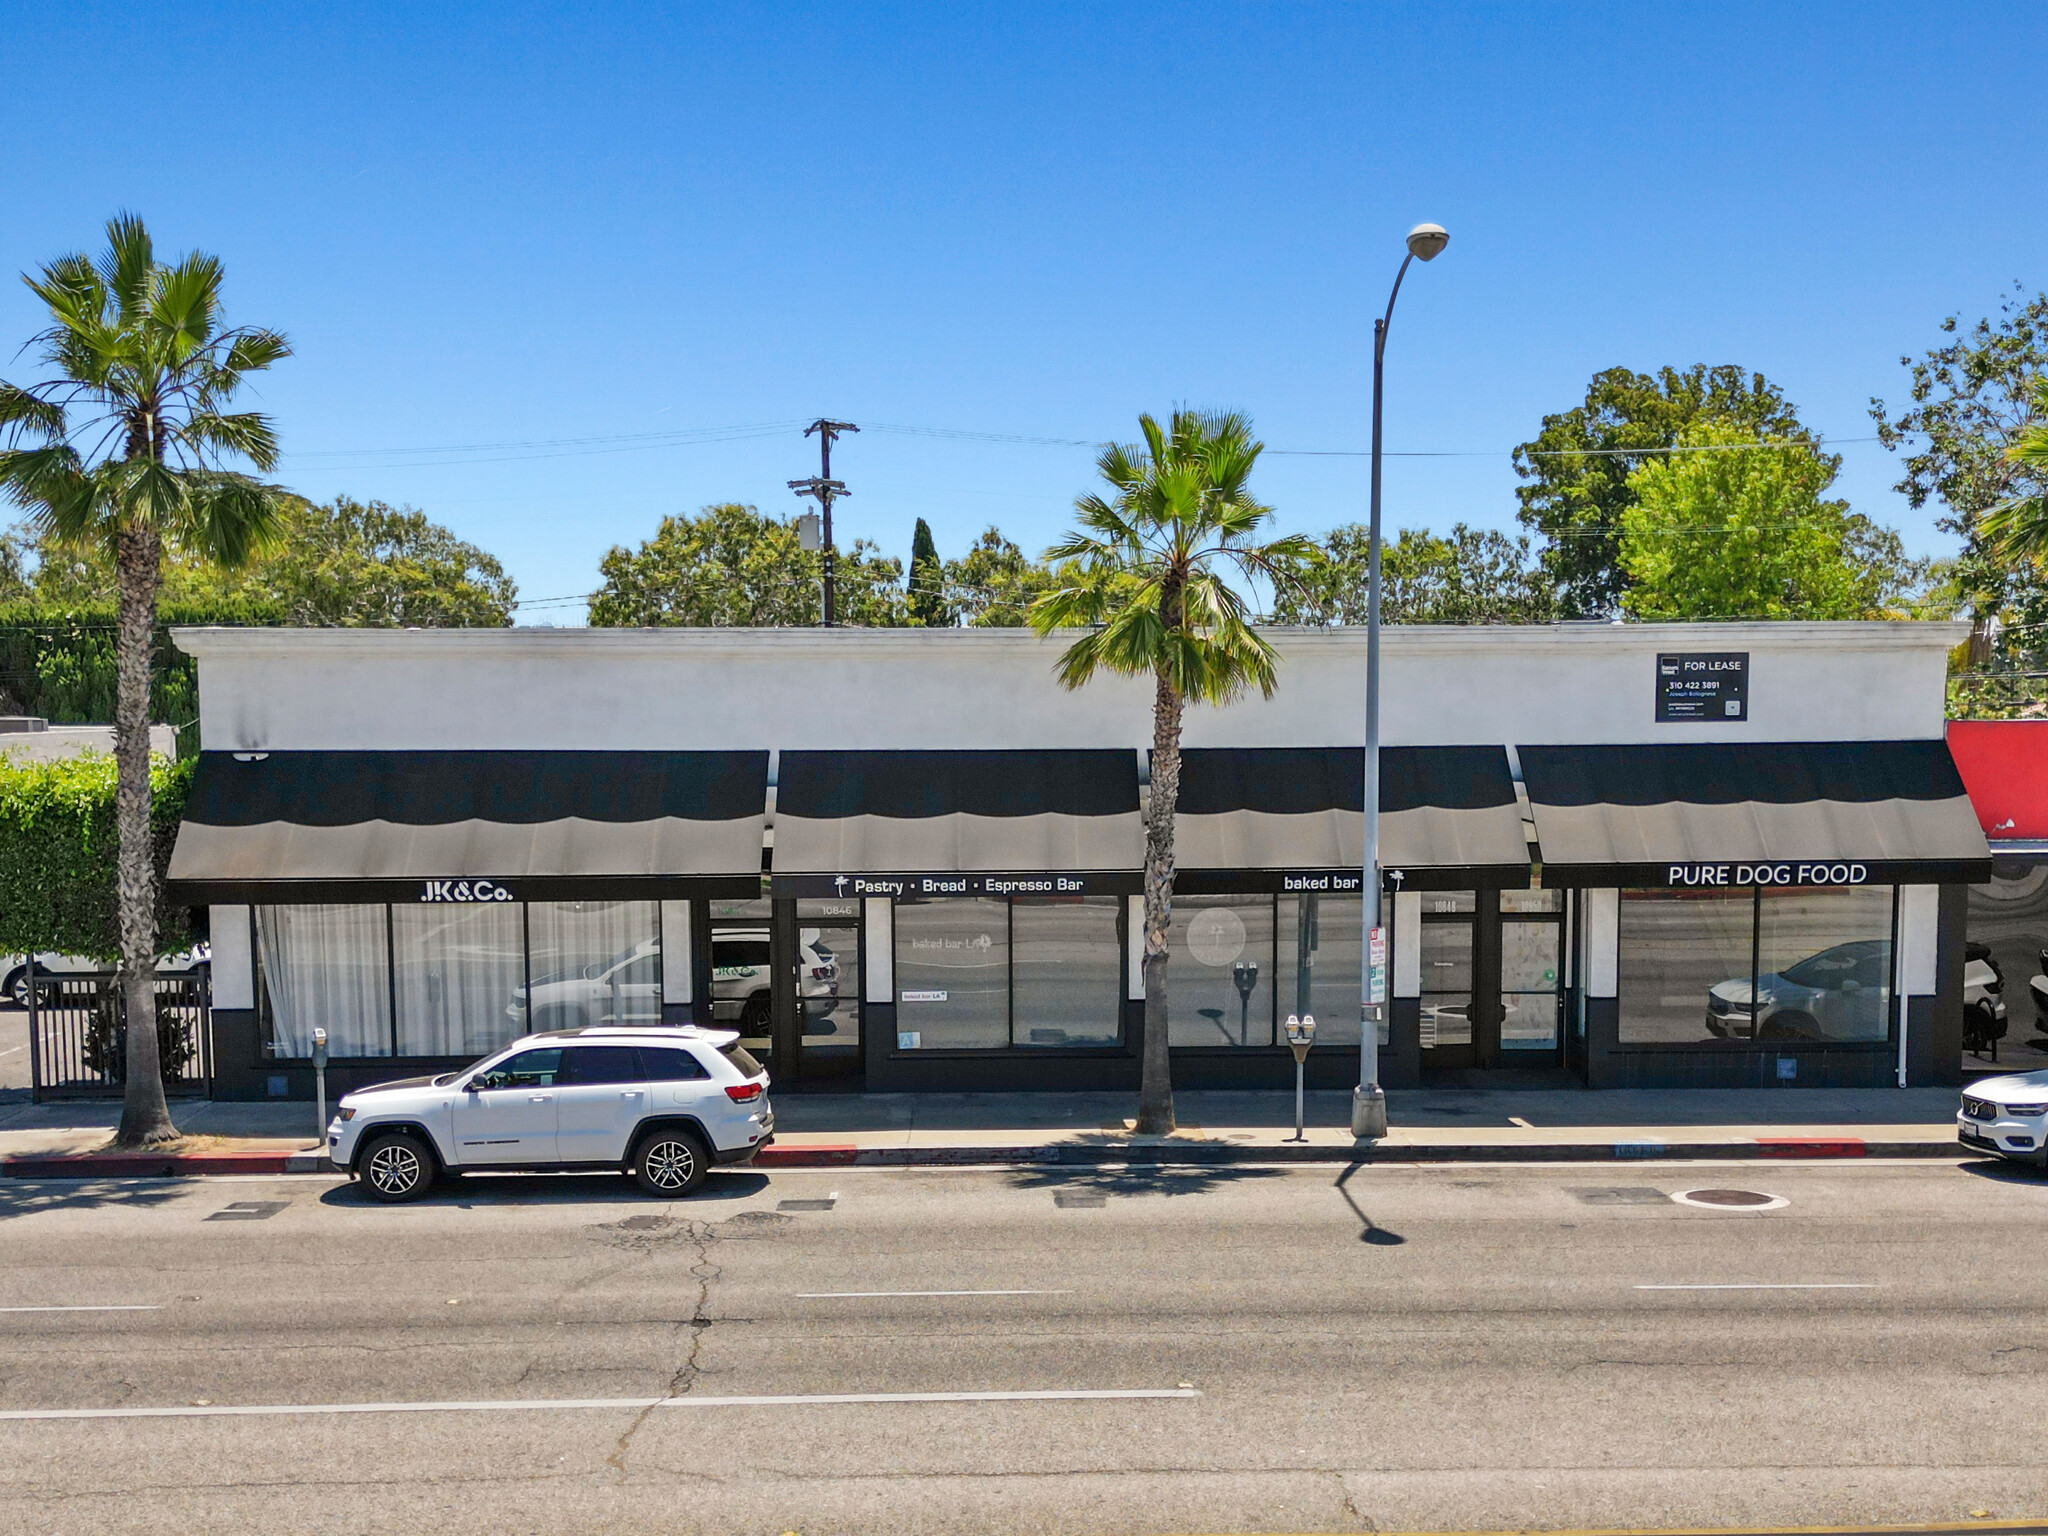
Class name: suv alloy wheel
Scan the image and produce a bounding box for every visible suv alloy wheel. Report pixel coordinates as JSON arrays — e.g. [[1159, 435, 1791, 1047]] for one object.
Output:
[[631, 1126, 710, 1197], [357, 1130, 435, 1203]]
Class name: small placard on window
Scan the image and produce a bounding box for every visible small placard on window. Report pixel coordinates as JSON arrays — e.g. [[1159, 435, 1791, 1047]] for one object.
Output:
[[899, 990, 948, 1002], [897, 1031, 922, 1050]]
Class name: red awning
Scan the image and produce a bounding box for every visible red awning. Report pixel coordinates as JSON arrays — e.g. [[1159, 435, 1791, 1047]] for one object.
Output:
[[1946, 720, 2048, 840]]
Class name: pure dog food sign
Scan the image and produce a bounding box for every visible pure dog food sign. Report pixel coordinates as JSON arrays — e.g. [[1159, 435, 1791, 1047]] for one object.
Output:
[[1656, 652, 1748, 722], [1665, 862, 1869, 887]]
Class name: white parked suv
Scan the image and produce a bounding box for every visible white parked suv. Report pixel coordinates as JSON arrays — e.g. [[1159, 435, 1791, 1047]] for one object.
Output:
[[327, 1026, 774, 1203], [1959, 1072, 2048, 1168]]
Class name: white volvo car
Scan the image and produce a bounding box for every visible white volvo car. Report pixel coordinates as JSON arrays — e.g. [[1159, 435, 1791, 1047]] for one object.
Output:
[[1959, 1070, 2048, 1168], [327, 1026, 774, 1202]]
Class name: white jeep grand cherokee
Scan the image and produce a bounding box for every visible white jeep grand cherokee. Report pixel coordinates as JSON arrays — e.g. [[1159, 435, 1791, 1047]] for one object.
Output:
[[327, 1026, 773, 1202]]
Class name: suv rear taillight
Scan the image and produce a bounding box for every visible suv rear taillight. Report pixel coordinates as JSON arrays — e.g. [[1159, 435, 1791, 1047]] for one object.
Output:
[[725, 1082, 764, 1103]]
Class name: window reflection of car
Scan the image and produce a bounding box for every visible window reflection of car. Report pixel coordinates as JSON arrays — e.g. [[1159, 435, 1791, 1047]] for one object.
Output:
[[1705, 940, 1893, 1041], [509, 938, 663, 1032], [709, 928, 837, 1037]]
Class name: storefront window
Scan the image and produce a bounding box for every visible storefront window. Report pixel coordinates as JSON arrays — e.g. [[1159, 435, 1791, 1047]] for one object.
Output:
[[895, 897, 1009, 1049], [1277, 894, 1364, 1046], [526, 901, 662, 1029], [1013, 898, 1122, 1046], [257, 905, 393, 1058], [1168, 895, 1275, 1046], [392, 903, 526, 1057], [1755, 887, 1893, 1043], [1619, 889, 1757, 1044], [1619, 886, 1896, 1046]]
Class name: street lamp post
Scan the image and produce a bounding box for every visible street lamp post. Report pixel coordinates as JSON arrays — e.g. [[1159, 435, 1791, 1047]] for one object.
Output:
[[1353, 221, 1449, 1142]]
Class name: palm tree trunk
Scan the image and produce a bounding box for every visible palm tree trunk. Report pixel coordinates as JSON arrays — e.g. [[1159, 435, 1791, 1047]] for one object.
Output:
[[1135, 662, 1182, 1137], [111, 523, 175, 1148]]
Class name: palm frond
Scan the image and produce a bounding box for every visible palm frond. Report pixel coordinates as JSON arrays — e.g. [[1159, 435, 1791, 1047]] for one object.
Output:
[[148, 252, 223, 362], [180, 411, 281, 472], [175, 471, 291, 569], [0, 383, 66, 443], [100, 213, 156, 327]]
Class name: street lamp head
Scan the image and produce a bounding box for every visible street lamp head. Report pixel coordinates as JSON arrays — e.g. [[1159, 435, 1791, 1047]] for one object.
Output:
[[1405, 223, 1449, 262]]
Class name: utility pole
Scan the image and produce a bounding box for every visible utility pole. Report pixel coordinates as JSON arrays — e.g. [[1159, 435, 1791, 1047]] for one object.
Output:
[[789, 419, 858, 626]]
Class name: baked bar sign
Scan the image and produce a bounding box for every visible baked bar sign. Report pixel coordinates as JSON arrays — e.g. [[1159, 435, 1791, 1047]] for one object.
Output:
[[1656, 652, 1748, 722]]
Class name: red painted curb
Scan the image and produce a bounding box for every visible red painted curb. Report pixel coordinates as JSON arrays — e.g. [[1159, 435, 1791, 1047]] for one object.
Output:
[[3, 1152, 304, 1179], [1755, 1137, 1868, 1158], [752, 1144, 859, 1167]]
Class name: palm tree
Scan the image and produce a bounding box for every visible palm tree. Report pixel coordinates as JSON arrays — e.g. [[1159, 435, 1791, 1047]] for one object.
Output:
[[0, 215, 291, 1147], [1978, 376, 2048, 564], [1029, 410, 1313, 1136]]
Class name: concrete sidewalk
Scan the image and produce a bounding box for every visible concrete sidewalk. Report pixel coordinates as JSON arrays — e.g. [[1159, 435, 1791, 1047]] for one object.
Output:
[[0, 1086, 1972, 1174]]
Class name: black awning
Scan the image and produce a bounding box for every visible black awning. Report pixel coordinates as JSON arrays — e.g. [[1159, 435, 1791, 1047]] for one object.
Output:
[[167, 750, 769, 903], [771, 749, 1143, 886], [1168, 747, 1531, 889], [1519, 740, 1993, 886]]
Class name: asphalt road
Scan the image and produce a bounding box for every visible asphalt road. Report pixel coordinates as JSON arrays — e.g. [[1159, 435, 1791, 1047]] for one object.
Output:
[[2, 1159, 2046, 1535]]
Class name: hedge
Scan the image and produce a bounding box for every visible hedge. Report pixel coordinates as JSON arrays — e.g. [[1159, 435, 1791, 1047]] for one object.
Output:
[[0, 598, 286, 746], [0, 751, 195, 961]]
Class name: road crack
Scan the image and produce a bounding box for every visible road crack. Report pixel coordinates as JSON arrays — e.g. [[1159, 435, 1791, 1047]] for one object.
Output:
[[606, 1218, 719, 1478]]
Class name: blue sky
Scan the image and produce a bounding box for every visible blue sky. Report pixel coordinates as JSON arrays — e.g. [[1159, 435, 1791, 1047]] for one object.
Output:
[[3, 2, 2044, 621]]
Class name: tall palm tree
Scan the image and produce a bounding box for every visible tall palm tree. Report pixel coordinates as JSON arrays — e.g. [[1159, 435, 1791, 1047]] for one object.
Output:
[[1029, 410, 1313, 1136], [0, 215, 291, 1146], [1978, 376, 2048, 564]]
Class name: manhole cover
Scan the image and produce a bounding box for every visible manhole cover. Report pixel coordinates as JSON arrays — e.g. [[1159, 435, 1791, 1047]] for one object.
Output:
[[1671, 1188, 1787, 1211]]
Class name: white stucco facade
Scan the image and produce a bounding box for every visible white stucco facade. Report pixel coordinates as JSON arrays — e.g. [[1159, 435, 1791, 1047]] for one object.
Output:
[[174, 620, 1964, 755]]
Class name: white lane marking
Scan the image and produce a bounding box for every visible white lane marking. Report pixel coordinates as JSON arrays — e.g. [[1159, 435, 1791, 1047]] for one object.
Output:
[[796, 1290, 1075, 1299], [0, 1044, 24, 1057], [1633, 1283, 1877, 1291], [0, 1388, 1198, 1422], [0, 1305, 161, 1313]]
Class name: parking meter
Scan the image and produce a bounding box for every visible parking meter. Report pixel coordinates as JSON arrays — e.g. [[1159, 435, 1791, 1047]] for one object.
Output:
[[310, 1027, 329, 1153], [1284, 1013, 1316, 1141], [1231, 961, 1259, 1046]]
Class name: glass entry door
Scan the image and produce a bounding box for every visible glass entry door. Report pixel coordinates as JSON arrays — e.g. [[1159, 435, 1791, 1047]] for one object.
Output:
[[797, 899, 862, 1081], [1499, 889, 1564, 1061], [1418, 891, 1476, 1068]]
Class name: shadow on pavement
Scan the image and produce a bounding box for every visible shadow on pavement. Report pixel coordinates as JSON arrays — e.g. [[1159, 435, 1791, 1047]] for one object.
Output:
[[1958, 1157, 2048, 1187], [315, 1168, 772, 1209], [1335, 1161, 1408, 1245], [0, 1178, 193, 1216], [1000, 1164, 1289, 1199]]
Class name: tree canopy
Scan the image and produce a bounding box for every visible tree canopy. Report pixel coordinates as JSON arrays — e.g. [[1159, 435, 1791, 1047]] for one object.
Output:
[[588, 501, 908, 627], [1872, 287, 2048, 714], [1617, 421, 1919, 622], [13, 494, 516, 626], [1514, 365, 1821, 617], [1269, 521, 1555, 626]]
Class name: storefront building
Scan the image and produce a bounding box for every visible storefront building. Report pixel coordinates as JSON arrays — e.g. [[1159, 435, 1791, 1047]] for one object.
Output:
[[1946, 719, 2048, 1078], [166, 622, 1989, 1099]]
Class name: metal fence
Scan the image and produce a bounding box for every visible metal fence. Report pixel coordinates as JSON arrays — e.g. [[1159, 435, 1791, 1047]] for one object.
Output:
[[27, 971, 213, 1102]]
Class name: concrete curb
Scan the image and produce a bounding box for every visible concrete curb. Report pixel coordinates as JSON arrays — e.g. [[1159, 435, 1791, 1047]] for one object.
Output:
[[1, 1136, 1968, 1179], [771, 1136, 1964, 1167], [2, 1150, 330, 1179]]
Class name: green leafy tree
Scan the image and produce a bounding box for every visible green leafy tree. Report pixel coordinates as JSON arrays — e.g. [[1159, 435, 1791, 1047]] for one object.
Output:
[[1617, 422, 1917, 621], [0, 527, 27, 602], [589, 502, 908, 627], [17, 495, 515, 625], [1029, 410, 1314, 1136], [1872, 287, 2048, 713], [944, 527, 1061, 626], [1270, 522, 1555, 625], [1514, 365, 1819, 617], [0, 215, 293, 1146], [906, 517, 950, 626], [1980, 376, 2048, 562]]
